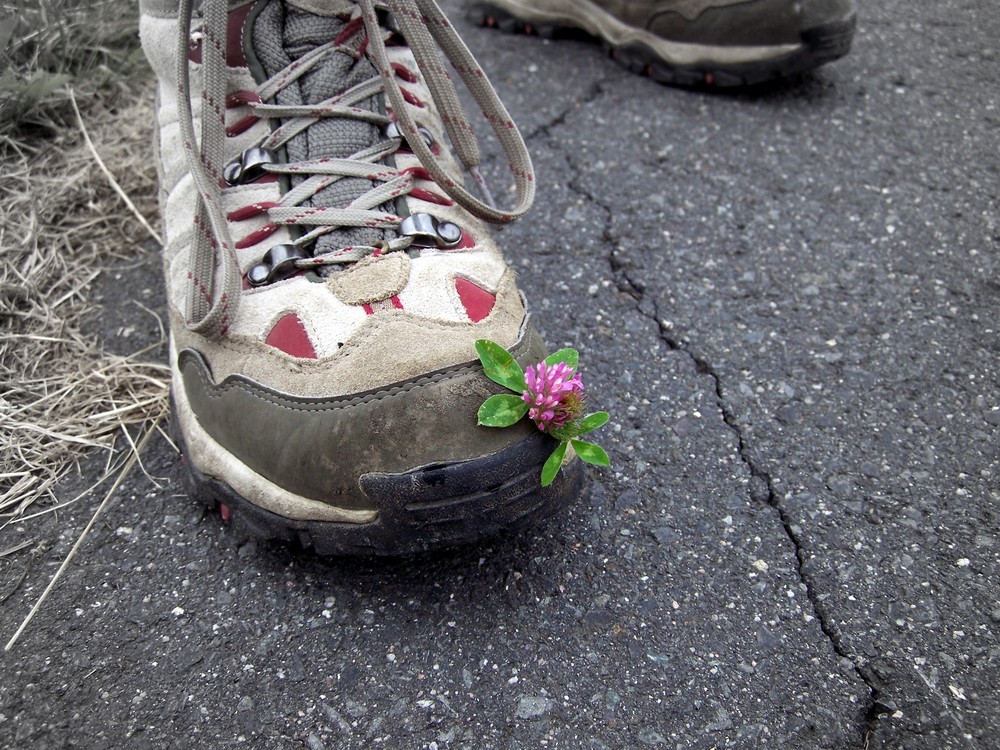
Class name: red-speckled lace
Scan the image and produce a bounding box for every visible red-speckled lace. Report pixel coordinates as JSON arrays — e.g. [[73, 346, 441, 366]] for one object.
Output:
[[175, 0, 535, 337]]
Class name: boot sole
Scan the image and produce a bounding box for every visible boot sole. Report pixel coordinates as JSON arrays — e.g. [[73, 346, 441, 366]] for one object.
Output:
[[171, 396, 583, 556], [471, 0, 856, 87]]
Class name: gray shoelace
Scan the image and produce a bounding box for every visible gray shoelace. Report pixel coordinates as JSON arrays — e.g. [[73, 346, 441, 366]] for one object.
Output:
[[175, 0, 535, 338]]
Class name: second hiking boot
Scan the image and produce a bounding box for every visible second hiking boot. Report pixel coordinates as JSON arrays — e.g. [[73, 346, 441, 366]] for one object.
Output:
[[473, 0, 857, 87]]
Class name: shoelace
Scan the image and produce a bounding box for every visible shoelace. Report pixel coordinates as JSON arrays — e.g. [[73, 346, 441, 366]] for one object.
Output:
[[175, 0, 535, 338]]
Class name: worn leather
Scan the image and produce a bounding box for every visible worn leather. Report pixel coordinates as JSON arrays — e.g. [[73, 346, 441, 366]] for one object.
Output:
[[647, 0, 801, 46], [178, 320, 548, 510], [591, 0, 853, 46], [328, 252, 412, 306], [167, 269, 527, 397]]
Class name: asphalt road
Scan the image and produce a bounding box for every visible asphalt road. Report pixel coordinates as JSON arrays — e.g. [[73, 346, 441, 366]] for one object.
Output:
[[2, 0, 998, 748]]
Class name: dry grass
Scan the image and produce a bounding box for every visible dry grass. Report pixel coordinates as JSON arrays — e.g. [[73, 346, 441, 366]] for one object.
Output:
[[0, 1, 170, 648], [0, 0, 168, 532], [0, 0, 145, 146], [0, 82, 169, 528]]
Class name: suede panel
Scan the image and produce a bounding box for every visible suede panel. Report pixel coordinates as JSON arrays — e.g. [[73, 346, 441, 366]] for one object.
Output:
[[607, 0, 855, 47], [328, 252, 411, 305], [178, 323, 549, 509], [596, 0, 761, 24], [646, 0, 803, 46], [168, 270, 528, 397]]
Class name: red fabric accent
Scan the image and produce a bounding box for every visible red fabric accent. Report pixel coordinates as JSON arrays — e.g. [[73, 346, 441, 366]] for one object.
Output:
[[401, 166, 432, 180], [455, 278, 495, 322], [401, 88, 425, 108], [401, 167, 451, 204], [335, 16, 364, 44], [454, 231, 475, 250], [225, 5, 252, 66], [226, 115, 259, 137], [391, 62, 418, 83], [409, 188, 452, 206], [265, 314, 317, 359], [227, 201, 279, 222], [235, 224, 278, 249], [227, 91, 262, 107], [188, 4, 253, 66], [362, 297, 404, 315]]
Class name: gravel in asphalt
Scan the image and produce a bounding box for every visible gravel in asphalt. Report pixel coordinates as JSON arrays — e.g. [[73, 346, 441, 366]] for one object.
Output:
[[1, 1, 997, 748]]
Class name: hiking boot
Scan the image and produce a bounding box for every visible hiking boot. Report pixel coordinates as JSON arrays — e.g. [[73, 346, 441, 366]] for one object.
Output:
[[139, 0, 582, 555], [471, 0, 857, 87]]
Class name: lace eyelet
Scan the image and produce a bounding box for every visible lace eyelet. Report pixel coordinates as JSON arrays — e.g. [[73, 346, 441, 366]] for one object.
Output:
[[385, 121, 435, 149], [224, 147, 277, 185], [247, 244, 308, 286], [400, 213, 462, 248]]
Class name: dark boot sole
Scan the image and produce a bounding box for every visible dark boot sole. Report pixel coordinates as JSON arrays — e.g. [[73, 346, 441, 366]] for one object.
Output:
[[472, 3, 856, 88], [171, 399, 583, 556]]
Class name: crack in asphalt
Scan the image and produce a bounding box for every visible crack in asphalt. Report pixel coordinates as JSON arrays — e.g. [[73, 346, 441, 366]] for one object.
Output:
[[548, 119, 886, 748], [643, 314, 890, 749], [522, 79, 608, 143]]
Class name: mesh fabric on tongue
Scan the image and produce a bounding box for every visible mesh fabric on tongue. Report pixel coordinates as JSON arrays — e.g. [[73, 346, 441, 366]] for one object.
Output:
[[252, 0, 393, 259]]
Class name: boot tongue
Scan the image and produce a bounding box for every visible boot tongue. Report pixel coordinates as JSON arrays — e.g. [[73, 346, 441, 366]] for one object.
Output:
[[252, 0, 390, 258]]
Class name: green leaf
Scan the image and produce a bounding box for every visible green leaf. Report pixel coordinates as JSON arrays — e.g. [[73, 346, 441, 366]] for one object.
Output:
[[575, 411, 610, 435], [475, 339, 526, 393], [544, 348, 579, 370], [541, 440, 569, 487], [571, 439, 610, 467], [548, 411, 610, 441], [477, 394, 529, 428]]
